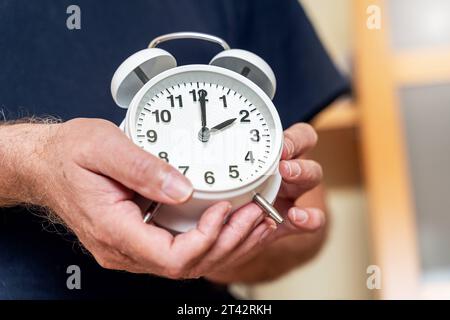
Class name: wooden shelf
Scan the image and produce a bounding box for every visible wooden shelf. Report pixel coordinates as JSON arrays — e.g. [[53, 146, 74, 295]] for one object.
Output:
[[392, 47, 450, 85], [312, 98, 358, 131]]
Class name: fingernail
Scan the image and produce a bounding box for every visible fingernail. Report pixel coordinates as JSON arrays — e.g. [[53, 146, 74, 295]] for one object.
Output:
[[259, 226, 275, 243], [161, 170, 193, 201], [252, 213, 265, 228], [280, 160, 291, 176], [290, 162, 301, 177], [220, 203, 233, 222], [225, 203, 233, 214], [284, 140, 294, 157], [291, 208, 309, 224]]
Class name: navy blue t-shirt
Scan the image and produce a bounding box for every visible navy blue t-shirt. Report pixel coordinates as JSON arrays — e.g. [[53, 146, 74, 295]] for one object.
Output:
[[0, 0, 349, 299]]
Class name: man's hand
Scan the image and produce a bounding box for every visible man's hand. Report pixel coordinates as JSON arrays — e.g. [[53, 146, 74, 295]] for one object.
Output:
[[0, 118, 276, 279], [205, 123, 326, 283]]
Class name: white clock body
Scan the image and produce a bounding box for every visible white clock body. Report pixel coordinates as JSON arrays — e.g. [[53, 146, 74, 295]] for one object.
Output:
[[119, 64, 283, 232]]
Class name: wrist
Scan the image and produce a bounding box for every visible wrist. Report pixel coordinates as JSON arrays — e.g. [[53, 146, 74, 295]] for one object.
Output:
[[0, 122, 61, 206]]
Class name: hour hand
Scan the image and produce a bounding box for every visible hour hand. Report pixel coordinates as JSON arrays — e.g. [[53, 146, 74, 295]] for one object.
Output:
[[211, 118, 237, 132]]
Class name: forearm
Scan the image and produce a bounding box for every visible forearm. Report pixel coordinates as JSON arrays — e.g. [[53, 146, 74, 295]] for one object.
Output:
[[0, 121, 57, 207]]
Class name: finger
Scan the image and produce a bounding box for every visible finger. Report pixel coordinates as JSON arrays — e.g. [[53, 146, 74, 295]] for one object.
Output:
[[82, 126, 193, 204], [274, 207, 325, 239], [168, 202, 231, 274], [213, 208, 325, 273], [288, 207, 325, 231], [194, 203, 265, 271], [94, 250, 149, 273], [81, 230, 151, 274], [278, 159, 323, 199], [97, 199, 229, 278], [282, 123, 318, 160], [220, 217, 277, 268], [99, 200, 176, 274]]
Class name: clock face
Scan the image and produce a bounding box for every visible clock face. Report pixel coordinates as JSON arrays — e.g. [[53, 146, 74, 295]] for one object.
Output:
[[131, 68, 281, 193]]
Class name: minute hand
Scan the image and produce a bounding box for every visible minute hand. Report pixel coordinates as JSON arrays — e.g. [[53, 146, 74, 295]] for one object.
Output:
[[198, 89, 208, 128], [211, 118, 237, 132]]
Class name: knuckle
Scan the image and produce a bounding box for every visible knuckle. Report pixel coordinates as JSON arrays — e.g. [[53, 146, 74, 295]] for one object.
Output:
[[185, 268, 202, 279], [71, 121, 117, 160], [195, 230, 213, 247], [68, 118, 115, 138], [305, 124, 319, 145], [314, 162, 324, 180], [295, 123, 318, 145], [161, 254, 189, 279], [88, 118, 117, 131], [130, 154, 171, 193], [301, 207, 326, 230], [63, 118, 85, 132], [319, 211, 327, 227], [90, 222, 115, 248], [94, 254, 116, 270], [308, 161, 323, 181], [225, 219, 247, 242], [209, 237, 232, 255], [165, 265, 186, 280], [301, 160, 322, 183], [130, 154, 156, 186], [311, 211, 326, 229], [283, 131, 296, 145], [78, 140, 93, 161]]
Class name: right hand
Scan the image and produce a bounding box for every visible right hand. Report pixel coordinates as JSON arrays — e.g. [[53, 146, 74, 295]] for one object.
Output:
[[18, 118, 275, 279]]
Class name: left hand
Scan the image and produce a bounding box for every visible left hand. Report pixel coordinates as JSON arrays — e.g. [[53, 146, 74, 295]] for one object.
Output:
[[204, 123, 325, 280]]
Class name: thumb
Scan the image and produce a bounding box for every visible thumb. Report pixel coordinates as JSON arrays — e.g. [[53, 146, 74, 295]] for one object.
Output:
[[82, 125, 193, 204]]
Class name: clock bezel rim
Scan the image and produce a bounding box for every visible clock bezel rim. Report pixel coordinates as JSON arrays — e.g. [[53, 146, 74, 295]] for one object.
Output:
[[124, 64, 283, 199]]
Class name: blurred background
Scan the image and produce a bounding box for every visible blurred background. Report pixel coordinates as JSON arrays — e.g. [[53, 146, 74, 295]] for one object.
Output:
[[233, 0, 450, 299]]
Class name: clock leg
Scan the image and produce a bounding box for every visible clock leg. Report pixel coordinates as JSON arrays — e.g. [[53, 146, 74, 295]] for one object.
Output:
[[253, 193, 284, 224], [143, 201, 161, 223]]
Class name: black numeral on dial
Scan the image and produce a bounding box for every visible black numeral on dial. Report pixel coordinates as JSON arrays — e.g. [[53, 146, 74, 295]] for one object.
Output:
[[158, 151, 169, 162], [239, 110, 250, 122], [204, 171, 215, 184], [178, 166, 189, 175], [167, 95, 183, 108], [229, 165, 239, 178], [245, 151, 254, 164], [146, 129, 157, 142], [189, 89, 197, 102], [219, 95, 227, 108], [250, 129, 260, 142], [152, 110, 171, 123]]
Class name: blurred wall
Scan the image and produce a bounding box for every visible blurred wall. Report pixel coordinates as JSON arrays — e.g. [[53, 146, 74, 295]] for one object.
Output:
[[301, 0, 353, 73], [232, 0, 373, 300]]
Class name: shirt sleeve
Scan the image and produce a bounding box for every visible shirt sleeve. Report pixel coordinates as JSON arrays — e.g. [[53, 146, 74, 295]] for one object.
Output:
[[232, 0, 351, 128]]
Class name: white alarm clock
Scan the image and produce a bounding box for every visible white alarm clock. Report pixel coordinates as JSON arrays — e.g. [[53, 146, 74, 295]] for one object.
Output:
[[111, 32, 284, 233]]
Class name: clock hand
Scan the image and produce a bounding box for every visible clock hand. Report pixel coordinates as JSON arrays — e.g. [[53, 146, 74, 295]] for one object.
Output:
[[210, 118, 237, 132], [199, 118, 236, 142], [198, 89, 208, 128], [197, 89, 210, 142], [198, 126, 210, 142]]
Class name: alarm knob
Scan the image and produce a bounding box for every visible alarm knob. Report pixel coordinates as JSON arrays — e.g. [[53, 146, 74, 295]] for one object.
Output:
[[111, 48, 177, 108]]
